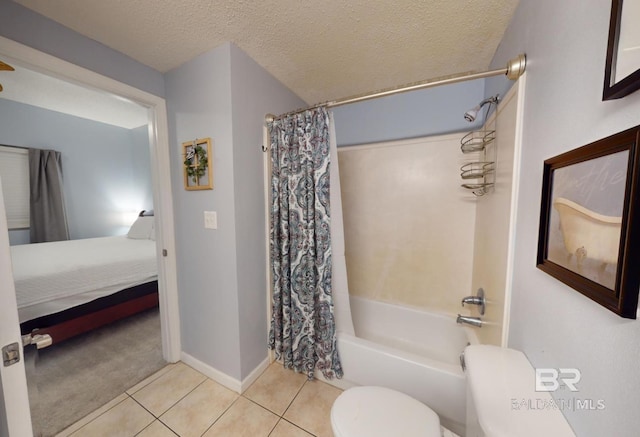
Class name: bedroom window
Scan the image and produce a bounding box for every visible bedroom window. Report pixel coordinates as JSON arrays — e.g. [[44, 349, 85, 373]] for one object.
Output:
[[0, 145, 29, 229]]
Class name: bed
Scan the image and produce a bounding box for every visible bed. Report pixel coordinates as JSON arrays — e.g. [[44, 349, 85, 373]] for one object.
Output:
[[13, 212, 159, 346]]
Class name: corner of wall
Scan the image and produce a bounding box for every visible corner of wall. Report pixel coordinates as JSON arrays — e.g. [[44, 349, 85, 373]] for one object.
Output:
[[227, 44, 305, 379]]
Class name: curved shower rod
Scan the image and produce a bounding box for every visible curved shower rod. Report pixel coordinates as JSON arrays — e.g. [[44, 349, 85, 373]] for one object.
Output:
[[264, 54, 526, 124]]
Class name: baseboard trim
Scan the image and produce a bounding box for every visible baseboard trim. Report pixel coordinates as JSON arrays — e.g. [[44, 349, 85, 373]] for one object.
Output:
[[180, 352, 270, 394], [240, 357, 270, 392], [180, 352, 242, 393]]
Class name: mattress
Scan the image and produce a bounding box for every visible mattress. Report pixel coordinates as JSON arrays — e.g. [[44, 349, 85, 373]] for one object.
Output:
[[11, 236, 158, 323]]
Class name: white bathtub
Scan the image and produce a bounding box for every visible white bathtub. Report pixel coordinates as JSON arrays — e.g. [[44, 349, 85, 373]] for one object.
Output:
[[337, 296, 478, 434]]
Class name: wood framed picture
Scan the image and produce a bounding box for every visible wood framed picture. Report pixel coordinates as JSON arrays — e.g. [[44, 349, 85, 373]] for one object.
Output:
[[603, 0, 640, 100], [537, 125, 640, 318], [182, 138, 213, 190]]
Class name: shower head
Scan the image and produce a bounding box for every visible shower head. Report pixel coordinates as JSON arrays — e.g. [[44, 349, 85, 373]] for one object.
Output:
[[463, 95, 499, 123], [464, 106, 481, 123]]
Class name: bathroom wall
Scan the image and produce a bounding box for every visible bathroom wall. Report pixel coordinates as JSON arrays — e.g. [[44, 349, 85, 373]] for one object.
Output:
[[490, 0, 640, 435], [333, 79, 485, 146], [165, 42, 305, 381], [338, 134, 476, 315]]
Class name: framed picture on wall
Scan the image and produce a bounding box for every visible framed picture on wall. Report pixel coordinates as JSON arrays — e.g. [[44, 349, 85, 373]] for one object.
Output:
[[182, 137, 213, 190], [603, 0, 640, 100], [536, 125, 640, 318]]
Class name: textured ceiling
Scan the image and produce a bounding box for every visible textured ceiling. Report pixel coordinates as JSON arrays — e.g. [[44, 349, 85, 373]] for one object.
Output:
[[14, 0, 519, 104]]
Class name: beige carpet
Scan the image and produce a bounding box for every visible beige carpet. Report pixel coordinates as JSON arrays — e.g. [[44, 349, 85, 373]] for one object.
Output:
[[25, 308, 166, 437]]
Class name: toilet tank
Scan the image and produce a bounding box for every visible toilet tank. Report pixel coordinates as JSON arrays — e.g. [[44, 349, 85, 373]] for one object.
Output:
[[464, 345, 575, 437]]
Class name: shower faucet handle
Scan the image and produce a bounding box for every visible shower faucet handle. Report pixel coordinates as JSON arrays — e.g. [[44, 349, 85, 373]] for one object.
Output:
[[460, 288, 486, 315]]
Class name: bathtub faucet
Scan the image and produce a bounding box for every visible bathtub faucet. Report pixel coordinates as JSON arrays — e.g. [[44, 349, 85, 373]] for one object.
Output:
[[461, 288, 486, 315], [461, 296, 483, 306], [457, 314, 483, 328]]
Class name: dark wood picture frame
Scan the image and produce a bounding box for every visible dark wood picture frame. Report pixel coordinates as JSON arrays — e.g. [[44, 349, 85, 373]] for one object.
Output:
[[537, 125, 640, 318], [603, 0, 640, 100]]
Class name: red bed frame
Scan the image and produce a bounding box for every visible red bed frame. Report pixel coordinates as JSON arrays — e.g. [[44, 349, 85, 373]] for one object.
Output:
[[20, 281, 159, 345]]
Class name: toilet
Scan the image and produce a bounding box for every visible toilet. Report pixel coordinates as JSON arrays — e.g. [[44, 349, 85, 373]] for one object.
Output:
[[331, 345, 575, 437]]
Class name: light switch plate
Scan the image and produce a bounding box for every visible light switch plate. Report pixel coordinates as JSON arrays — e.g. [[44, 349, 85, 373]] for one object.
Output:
[[204, 211, 217, 229]]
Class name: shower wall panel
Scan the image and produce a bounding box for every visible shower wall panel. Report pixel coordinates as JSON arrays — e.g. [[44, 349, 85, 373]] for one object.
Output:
[[470, 80, 523, 346], [338, 134, 476, 315]]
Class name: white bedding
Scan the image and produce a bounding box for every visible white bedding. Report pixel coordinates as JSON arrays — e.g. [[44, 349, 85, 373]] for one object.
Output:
[[11, 236, 158, 323]]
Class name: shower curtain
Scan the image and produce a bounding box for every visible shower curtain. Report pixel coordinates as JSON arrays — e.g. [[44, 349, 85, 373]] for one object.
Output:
[[267, 107, 343, 379]]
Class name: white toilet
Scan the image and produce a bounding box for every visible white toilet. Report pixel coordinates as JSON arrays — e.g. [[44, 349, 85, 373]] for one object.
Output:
[[331, 345, 575, 437]]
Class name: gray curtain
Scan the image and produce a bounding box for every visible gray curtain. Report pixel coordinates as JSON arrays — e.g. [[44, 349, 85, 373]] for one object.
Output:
[[267, 107, 342, 379], [29, 148, 69, 243]]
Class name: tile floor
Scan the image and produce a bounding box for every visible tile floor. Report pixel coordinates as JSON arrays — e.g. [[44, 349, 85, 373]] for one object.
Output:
[[56, 361, 342, 437]]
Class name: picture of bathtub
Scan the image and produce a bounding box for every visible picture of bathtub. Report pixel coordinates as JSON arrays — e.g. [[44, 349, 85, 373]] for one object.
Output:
[[537, 129, 640, 318], [554, 197, 622, 265], [550, 197, 621, 289]]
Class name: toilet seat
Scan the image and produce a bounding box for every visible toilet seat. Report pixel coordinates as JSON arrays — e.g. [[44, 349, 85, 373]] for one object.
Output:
[[331, 386, 441, 437]]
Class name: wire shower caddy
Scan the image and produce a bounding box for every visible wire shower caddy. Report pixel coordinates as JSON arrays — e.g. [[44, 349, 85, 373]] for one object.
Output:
[[460, 96, 499, 196]]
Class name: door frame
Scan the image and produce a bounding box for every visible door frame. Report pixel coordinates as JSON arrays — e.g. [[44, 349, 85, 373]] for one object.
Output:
[[0, 178, 33, 436], [0, 36, 181, 362]]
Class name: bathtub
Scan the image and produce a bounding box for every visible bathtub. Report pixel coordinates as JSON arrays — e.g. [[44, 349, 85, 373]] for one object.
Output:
[[336, 296, 478, 434], [553, 197, 621, 265]]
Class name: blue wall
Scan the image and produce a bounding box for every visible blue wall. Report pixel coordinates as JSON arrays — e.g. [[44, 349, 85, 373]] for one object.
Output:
[[332, 79, 486, 146], [229, 43, 308, 378], [165, 42, 306, 380], [491, 0, 640, 435], [0, 99, 152, 244]]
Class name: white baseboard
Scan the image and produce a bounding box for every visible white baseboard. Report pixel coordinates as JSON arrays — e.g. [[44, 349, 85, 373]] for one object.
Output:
[[240, 357, 270, 392], [180, 352, 242, 393], [180, 352, 270, 394]]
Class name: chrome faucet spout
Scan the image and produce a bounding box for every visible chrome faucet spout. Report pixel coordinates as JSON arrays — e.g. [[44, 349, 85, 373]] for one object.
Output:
[[457, 314, 483, 328]]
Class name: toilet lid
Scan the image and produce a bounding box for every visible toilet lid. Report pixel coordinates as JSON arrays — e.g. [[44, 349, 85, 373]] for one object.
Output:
[[331, 386, 441, 437]]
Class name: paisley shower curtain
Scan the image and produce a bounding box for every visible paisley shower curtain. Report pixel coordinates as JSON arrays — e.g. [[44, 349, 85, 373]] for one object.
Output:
[[267, 107, 342, 379]]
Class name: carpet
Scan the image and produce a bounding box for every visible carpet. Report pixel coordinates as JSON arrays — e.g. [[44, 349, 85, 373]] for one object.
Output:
[[25, 308, 166, 436]]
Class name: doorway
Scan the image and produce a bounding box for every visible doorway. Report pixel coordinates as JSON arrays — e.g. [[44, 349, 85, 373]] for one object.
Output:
[[0, 35, 180, 435]]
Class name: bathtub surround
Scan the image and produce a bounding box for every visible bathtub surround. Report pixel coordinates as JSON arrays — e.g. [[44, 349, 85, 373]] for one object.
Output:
[[469, 80, 524, 346], [267, 107, 342, 379], [338, 81, 524, 346], [338, 134, 476, 315], [327, 112, 355, 337]]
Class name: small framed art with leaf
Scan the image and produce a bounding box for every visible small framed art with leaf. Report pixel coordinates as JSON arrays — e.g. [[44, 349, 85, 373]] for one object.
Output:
[[182, 138, 213, 190]]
